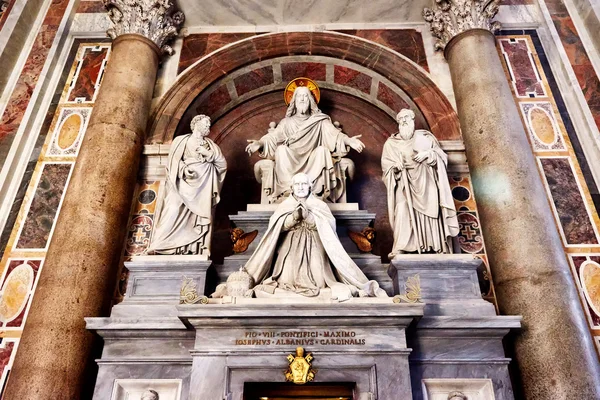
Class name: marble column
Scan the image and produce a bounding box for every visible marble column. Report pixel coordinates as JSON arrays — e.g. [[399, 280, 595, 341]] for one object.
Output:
[[424, 1, 600, 399], [3, 2, 183, 399]]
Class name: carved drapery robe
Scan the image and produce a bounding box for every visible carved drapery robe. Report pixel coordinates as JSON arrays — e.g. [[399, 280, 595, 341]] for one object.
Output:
[[149, 135, 227, 255], [243, 194, 388, 301], [259, 113, 349, 202], [382, 130, 459, 255]]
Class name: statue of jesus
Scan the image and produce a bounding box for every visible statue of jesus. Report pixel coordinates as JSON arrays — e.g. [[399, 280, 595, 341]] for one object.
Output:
[[245, 82, 365, 203]]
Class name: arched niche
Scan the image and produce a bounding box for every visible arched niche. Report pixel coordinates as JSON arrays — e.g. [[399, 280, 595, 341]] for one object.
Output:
[[146, 31, 462, 262], [147, 31, 461, 144]]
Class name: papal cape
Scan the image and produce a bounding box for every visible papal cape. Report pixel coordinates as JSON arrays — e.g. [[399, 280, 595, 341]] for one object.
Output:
[[244, 194, 388, 301]]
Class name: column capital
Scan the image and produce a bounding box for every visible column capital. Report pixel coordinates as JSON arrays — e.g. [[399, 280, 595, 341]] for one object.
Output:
[[423, 0, 501, 52], [103, 0, 185, 55]]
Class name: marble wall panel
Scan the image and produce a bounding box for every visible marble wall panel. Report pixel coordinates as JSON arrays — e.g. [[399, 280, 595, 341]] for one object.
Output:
[[519, 102, 566, 151], [0, 338, 18, 393], [125, 181, 160, 257], [195, 85, 231, 119], [233, 66, 274, 97], [45, 107, 92, 156], [545, 0, 600, 130], [568, 255, 600, 327], [281, 62, 327, 83], [539, 157, 599, 246], [334, 65, 371, 94], [499, 38, 546, 98], [75, 0, 105, 13], [336, 29, 429, 71], [14, 162, 72, 250], [178, 33, 257, 74], [449, 176, 493, 302], [0, 0, 70, 167], [377, 82, 410, 114], [0, 259, 41, 329], [65, 46, 109, 103]]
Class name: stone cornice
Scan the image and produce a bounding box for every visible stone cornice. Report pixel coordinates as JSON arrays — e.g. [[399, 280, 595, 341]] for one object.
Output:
[[423, 0, 501, 51], [103, 0, 184, 55]]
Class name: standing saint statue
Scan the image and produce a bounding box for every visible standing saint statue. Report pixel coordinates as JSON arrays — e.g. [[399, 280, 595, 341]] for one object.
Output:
[[148, 115, 227, 256], [245, 79, 365, 203], [382, 108, 459, 256], [213, 173, 387, 301]]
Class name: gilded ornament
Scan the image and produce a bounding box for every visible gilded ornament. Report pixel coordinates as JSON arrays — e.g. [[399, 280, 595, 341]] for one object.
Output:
[[180, 276, 207, 304], [284, 77, 320, 105], [348, 227, 376, 253], [230, 228, 258, 253], [285, 347, 316, 384], [398, 274, 422, 304]]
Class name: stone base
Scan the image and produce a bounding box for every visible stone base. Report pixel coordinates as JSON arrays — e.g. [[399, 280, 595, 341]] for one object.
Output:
[[124, 255, 211, 303], [178, 302, 424, 400], [388, 254, 496, 316]]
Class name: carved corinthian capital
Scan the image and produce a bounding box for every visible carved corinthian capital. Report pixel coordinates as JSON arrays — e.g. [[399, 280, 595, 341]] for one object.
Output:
[[103, 0, 185, 55], [423, 0, 501, 51]]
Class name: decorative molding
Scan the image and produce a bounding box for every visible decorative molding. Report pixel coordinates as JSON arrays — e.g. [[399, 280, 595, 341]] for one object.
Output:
[[423, 0, 501, 51], [103, 0, 184, 55]]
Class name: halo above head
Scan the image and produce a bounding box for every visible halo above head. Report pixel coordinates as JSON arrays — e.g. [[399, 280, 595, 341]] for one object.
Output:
[[284, 77, 320, 105]]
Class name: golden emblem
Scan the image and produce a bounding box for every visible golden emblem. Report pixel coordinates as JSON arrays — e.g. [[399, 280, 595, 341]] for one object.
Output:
[[284, 347, 316, 384], [284, 77, 320, 105]]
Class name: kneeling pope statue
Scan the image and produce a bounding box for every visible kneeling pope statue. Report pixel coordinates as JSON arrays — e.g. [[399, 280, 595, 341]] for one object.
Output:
[[214, 173, 387, 301]]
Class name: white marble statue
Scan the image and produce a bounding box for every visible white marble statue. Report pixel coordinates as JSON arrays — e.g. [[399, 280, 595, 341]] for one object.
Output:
[[245, 85, 364, 203], [382, 108, 459, 256], [214, 173, 387, 301], [141, 390, 159, 400], [149, 115, 227, 256]]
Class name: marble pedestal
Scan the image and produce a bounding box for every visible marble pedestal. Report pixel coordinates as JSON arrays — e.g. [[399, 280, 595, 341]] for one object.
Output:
[[178, 301, 424, 400], [124, 255, 211, 303], [388, 254, 521, 400], [388, 254, 496, 316]]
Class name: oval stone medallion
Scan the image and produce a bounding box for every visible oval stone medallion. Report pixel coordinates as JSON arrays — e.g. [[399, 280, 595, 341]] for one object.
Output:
[[580, 260, 600, 318], [529, 107, 557, 145], [0, 262, 34, 324], [57, 113, 83, 150]]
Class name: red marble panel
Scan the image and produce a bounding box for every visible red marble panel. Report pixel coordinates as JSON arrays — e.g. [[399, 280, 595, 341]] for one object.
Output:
[[178, 33, 257, 74], [0, 0, 70, 167], [540, 158, 598, 245], [281, 62, 327, 82], [16, 163, 72, 249], [75, 0, 105, 13], [336, 29, 428, 71], [377, 82, 409, 114], [195, 85, 232, 119], [500, 39, 545, 97], [67, 47, 108, 102], [0, 340, 15, 378], [234, 66, 274, 97], [334, 66, 371, 94]]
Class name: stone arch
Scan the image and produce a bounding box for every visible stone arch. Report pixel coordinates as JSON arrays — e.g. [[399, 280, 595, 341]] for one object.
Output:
[[147, 31, 460, 144]]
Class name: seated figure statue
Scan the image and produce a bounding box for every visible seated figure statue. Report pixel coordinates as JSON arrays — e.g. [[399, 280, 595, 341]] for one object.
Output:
[[213, 173, 388, 301], [245, 80, 364, 203]]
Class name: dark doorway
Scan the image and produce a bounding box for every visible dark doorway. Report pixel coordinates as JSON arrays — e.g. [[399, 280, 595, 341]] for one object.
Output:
[[243, 382, 355, 400]]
